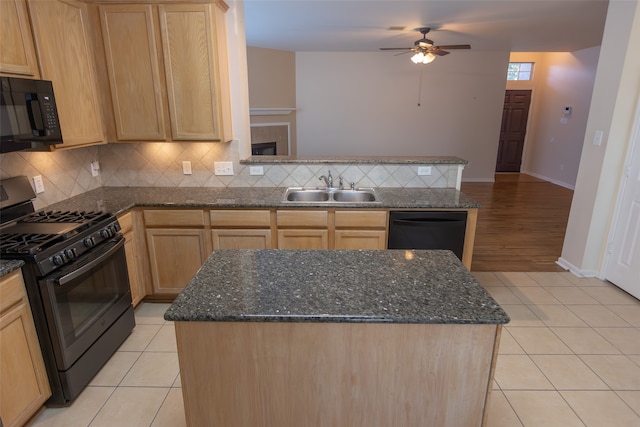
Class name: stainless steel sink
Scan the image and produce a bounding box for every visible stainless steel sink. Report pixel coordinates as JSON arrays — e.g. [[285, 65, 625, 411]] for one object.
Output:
[[332, 190, 377, 202], [283, 187, 379, 203], [285, 189, 330, 202]]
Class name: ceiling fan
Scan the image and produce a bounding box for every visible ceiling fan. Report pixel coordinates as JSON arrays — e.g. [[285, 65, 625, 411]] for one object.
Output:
[[380, 27, 471, 64]]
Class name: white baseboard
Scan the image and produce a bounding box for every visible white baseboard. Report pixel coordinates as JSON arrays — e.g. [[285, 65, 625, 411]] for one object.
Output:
[[556, 257, 600, 277], [521, 170, 576, 190]]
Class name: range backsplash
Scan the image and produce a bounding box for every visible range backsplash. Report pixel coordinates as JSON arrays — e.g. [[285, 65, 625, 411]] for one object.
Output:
[[1, 142, 459, 209]]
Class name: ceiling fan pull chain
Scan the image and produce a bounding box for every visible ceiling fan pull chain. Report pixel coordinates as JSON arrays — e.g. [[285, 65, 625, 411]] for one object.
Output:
[[417, 66, 424, 107]]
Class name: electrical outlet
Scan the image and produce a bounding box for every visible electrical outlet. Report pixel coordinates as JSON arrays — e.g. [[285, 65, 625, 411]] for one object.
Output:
[[182, 161, 192, 175], [91, 161, 100, 177], [249, 166, 264, 176], [33, 175, 45, 193], [214, 161, 234, 176], [418, 166, 432, 176]]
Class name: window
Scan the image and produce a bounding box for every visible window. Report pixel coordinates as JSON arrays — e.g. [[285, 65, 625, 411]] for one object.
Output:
[[507, 62, 534, 81]]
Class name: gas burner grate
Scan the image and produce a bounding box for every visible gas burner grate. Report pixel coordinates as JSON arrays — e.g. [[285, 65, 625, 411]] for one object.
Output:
[[0, 233, 63, 254], [22, 210, 106, 224]]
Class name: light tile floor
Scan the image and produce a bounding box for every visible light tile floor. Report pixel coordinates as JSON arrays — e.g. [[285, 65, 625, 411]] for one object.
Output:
[[27, 272, 640, 427]]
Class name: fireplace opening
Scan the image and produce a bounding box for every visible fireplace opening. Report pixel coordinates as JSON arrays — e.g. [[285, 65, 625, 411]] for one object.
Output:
[[251, 141, 277, 155]]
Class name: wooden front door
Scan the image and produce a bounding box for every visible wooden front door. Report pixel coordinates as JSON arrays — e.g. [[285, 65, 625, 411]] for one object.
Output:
[[496, 90, 531, 172]]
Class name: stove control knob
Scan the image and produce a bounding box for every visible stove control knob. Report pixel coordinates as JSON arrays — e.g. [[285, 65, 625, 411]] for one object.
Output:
[[52, 254, 66, 266], [83, 237, 95, 248], [100, 228, 114, 239], [64, 248, 77, 260]]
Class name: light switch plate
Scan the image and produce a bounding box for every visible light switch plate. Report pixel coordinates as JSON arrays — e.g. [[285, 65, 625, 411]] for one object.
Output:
[[593, 130, 604, 146], [182, 161, 192, 175], [214, 161, 234, 175], [249, 166, 264, 176], [91, 161, 100, 177], [418, 166, 432, 176], [33, 175, 45, 193]]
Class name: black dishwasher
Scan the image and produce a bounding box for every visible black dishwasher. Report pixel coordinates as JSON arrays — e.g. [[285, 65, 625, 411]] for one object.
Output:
[[387, 211, 467, 260]]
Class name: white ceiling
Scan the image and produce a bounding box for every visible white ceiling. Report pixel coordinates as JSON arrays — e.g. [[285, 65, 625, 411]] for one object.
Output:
[[244, 0, 609, 53]]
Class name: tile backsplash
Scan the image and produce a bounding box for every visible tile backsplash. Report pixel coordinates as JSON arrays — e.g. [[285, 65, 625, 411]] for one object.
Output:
[[0, 142, 461, 209]]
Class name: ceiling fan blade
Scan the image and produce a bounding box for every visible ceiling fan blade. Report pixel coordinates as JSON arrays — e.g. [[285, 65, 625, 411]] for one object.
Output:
[[435, 44, 471, 50], [379, 47, 414, 51], [394, 50, 414, 56], [431, 49, 450, 56]]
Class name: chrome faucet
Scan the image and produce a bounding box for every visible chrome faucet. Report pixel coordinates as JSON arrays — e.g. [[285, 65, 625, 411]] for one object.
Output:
[[319, 170, 333, 188]]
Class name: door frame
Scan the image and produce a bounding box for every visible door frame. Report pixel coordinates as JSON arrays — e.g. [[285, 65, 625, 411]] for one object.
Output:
[[602, 94, 640, 281], [496, 89, 535, 173]]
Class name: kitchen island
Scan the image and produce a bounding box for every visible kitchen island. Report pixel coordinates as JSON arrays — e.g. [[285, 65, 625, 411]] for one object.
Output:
[[165, 249, 508, 427]]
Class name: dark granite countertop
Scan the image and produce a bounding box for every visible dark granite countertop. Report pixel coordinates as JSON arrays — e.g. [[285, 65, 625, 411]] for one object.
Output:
[[164, 249, 509, 325], [240, 155, 468, 165], [0, 259, 24, 277], [44, 186, 480, 216]]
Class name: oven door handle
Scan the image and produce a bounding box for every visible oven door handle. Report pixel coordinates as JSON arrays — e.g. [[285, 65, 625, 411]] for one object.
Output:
[[55, 237, 124, 286]]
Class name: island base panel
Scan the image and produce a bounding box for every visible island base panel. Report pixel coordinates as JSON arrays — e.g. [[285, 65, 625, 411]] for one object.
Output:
[[175, 321, 500, 427]]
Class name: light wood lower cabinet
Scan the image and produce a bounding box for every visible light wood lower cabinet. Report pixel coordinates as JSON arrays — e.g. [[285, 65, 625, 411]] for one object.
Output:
[[277, 229, 329, 250], [144, 209, 210, 295], [334, 210, 387, 250], [211, 210, 273, 249], [276, 210, 329, 249], [0, 270, 51, 427]]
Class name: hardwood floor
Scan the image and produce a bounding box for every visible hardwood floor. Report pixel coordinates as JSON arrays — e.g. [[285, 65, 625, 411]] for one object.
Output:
[[461, 173, 574, 272]]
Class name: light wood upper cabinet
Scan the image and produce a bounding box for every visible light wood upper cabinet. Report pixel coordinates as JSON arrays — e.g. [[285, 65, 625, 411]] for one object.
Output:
[[99, 4, 166, 141], [28, 0, 104, 148], [0, 270, 51, 427], [0, 0, 39, 78], [97, 2, 232, 142]]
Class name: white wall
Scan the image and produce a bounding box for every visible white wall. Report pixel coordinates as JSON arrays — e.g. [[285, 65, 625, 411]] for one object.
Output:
[[509, 48, 600, 189], [295, 50, 510, 181], [560, 0, 640, 276]]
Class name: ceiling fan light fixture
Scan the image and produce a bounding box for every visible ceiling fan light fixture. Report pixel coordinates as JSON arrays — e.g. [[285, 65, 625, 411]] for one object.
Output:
[[411, 51, 436, 64], [411, 52, 425, 64]]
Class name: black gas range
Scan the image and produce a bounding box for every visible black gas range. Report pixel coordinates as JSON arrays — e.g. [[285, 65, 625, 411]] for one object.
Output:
[[0, 176, 135, 406], [1, 209, 120, 276]]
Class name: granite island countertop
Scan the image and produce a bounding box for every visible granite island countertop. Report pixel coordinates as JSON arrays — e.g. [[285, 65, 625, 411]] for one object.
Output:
[[164, 249, 509, 325], [44, 186, 480, 216]]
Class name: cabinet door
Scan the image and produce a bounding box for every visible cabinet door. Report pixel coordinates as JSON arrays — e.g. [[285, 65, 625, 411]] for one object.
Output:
[[123, 230, 144, 306], [119, 212, 143, 305], [277, 229, 329, 250], [28, 0, 104, 147], [99, 4, 166, 141], [158, 4, 225, 140], [0, 271, 51, 427], [146, 228, 209, 294], [334, 230, 387, 250], [0, 0, 39, 77], [212, 229, 272, 249]]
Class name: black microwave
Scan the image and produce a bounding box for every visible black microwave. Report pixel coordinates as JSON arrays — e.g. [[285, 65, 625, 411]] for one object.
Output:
[[1, 76, 63, 153]]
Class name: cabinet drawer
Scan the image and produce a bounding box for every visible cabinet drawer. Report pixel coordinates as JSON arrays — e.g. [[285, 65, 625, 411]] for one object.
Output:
[[276, 210, 328, 228], [0, 270, 26, 314], [143, 209, 205, 227], [210, 210, 271, 227], [335, 210, 387, 228]]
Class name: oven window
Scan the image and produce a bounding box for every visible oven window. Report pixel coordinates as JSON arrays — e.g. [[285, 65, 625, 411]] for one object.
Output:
[[55, 259, 126, 345]]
